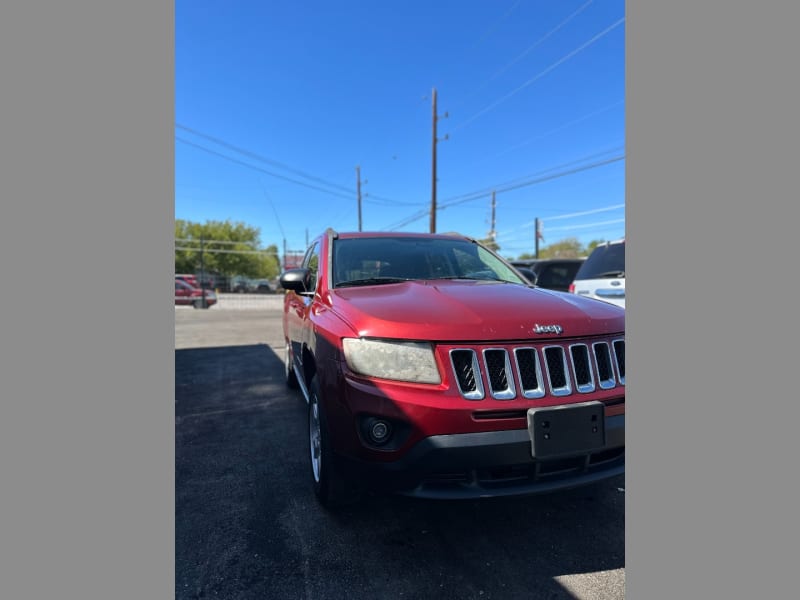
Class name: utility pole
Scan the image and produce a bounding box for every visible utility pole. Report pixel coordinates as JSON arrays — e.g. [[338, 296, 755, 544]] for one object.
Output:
[[356, 165, 362, 232], [199, 236, 207, 308], [490, 191, 496, 244], [535, 217, 540, 258], [430, 87, 448, 233]]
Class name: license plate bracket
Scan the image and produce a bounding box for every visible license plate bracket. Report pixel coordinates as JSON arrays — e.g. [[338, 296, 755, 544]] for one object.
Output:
[[527, 401, 606, 459]]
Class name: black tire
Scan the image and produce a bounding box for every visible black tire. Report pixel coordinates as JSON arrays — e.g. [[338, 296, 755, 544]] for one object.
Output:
[[193, 299, 202, 309], [308, 375, 358, 508], [285, 342, 299, 389]]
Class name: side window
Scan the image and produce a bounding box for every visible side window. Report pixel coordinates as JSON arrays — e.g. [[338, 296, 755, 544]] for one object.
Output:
[[303, 242, 320, 293]]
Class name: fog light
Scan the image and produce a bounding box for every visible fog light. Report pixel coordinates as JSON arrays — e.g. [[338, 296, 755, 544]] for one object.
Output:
[[368, 419, 392, 445]]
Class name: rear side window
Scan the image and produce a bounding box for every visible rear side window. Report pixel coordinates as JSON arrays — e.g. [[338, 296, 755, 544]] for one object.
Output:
[[575, 243, 625, 279]]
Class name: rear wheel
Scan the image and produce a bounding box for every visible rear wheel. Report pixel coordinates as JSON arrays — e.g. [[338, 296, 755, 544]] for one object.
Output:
[[308, 375, 358, 507]]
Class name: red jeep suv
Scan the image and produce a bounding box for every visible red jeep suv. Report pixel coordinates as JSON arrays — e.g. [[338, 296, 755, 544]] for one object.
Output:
[[280, 230, 625, 506]]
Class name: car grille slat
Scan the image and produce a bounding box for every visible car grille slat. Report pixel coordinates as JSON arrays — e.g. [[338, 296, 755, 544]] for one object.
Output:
[[570, 344, 595, 393], [593, 342, 616, 389], [613, 339, 625, 384], [449, 349, 484, 400], [483, 349, 516, 399], [544, 346, 571, 396], [447, 337, 624, 400], [514, 348, 545, 399]]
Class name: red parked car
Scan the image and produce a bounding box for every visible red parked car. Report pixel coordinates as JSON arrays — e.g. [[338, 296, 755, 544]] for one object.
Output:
[[175, 279, 217, 308], [175, 274, 199, 287], [280, 230, 625, 506]]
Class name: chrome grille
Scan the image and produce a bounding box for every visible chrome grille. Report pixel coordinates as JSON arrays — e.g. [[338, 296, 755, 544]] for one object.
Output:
[[447, 338, 625, 401]]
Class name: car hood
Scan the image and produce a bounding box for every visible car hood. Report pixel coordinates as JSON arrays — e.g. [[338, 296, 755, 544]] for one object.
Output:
[[329, 280, 624, 341]]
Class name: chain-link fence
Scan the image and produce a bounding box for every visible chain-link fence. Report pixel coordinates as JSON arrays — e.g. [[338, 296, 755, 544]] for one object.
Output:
[[175, 238, 306, 309]]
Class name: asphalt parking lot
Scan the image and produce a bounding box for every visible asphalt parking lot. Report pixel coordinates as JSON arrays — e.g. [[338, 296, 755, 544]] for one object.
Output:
[[175, 304, 625, 599]]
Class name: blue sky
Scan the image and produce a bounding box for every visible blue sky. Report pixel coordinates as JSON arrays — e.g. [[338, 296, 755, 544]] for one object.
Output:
[[175, 0, 625, 258]]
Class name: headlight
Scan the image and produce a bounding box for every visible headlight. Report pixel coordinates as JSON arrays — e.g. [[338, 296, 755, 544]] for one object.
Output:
[[342, 338, 441, 384]]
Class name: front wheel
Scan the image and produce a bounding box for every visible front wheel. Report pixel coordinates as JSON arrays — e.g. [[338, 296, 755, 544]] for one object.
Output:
[[308, 376, 358, 508]]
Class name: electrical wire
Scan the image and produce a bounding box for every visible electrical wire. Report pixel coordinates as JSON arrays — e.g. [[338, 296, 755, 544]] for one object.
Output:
[[477, 1, 595, 94], [452, 17, 625, 133], [176, 136, 356, 201], [382, 154, 624, 231], [176, 124, 355, 195], [441, 155, 625, 209], [470, 0, 523, 51], [441, 145, 624, 205], [492, 100, 624, 159]]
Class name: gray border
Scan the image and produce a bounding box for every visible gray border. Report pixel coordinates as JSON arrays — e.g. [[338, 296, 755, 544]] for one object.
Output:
[[3, 0, 798, 597], [628, 2, 797, 598], [1, 2, 173, 598]]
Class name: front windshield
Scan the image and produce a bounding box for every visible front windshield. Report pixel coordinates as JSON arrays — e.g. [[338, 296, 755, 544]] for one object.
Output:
[[332, 236, 528, 287]]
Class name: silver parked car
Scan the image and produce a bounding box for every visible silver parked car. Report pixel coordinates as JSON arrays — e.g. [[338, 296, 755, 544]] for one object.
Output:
[[569, 239, 625, 308]]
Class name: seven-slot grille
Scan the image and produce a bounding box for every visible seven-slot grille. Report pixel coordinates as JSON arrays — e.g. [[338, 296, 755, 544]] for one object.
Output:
[[448, 339, 624, 400]]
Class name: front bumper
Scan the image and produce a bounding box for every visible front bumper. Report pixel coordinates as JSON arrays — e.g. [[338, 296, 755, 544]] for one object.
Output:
[[336, 414, 624, 499]]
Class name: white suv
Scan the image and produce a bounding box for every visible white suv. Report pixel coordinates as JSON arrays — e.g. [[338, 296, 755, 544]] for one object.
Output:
[[569, 239, 625, 308]]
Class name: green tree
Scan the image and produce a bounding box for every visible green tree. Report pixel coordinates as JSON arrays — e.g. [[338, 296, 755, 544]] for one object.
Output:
[[478, 237, 500, 252], [537, 237, 584, 259], [175, 219, 280, 279], [586, 239, 606, 254]]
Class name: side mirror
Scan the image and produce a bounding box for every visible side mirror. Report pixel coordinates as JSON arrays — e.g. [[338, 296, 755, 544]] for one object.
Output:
[[279, 268, 311, 294]]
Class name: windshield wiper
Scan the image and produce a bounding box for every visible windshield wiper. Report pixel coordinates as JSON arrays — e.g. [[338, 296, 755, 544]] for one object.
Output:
[[436, 275, 481, 280], [335, 277, 413, 288], [437, 275, 512, 283], [593, 271, 625, 278]]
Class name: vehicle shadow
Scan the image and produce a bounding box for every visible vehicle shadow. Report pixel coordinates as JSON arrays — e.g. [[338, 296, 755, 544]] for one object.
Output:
[[176, 344, 624, 600]]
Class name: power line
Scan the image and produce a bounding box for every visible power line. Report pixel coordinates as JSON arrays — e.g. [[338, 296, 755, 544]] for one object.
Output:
[[474, 0, 595, 96], [259, 181, 286, 241], [176, 126, 414, 209], [175, 246, 280, 256], [440, 146, 625, 206], [175, 136, 355, 201], [363, 194, 427, 207], [452, 16, 625, 133], [176, 124, 355, 195], [383, 155, 624, 231], [543, 203, 625, 222], [175, 238, 259, 246], [497, 219, 626, 249], [384, 209, 430, 231], [544, 218, 625, 233], [445, 155, 624, 205], [496, 203, 625, 237], [493, 100, 624, 159], [470, 0, 523, 51]]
